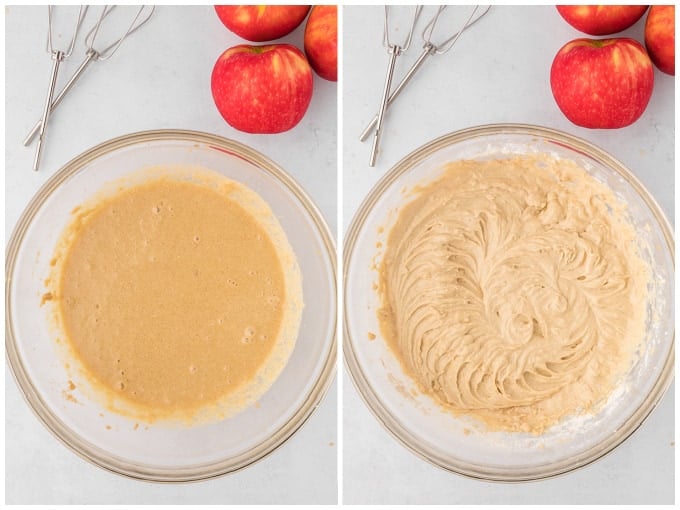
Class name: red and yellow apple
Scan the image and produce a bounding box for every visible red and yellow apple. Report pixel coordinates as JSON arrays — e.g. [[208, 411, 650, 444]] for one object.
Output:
[[304, 5, 338, 82], [556, 5, 648, 35], [211, 44, 314, 134], [645, 5, 675, 75], [214, 5, 310, 42], [550, 38, 654, 129]]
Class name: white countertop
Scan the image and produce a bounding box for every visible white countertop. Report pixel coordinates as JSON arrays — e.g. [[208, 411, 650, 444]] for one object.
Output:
[[5, 4, 676, 506], [5, 5, 337, 504], [342, 5, 674, 505]]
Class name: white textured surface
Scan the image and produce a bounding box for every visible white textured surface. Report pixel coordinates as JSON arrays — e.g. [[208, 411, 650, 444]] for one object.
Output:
[[342, 5, 674, 505], [5, 5, 337, 504], [5, 4, 676, 505]]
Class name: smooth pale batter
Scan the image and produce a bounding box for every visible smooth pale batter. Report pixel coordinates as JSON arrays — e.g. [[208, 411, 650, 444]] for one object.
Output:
[[49, 170, 302, 422], [378, 156, 648, 434]]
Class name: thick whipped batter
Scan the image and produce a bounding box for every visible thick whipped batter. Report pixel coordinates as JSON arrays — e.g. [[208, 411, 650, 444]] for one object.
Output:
[[378, 156, 648, 434], [47, 168, 302, 423]]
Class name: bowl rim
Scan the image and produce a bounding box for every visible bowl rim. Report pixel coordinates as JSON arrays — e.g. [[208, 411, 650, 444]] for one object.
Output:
[[342, 122, 675, 482], [5, 129, 338, 482]]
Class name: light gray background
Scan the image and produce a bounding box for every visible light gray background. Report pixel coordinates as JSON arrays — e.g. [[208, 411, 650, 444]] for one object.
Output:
[[5, 5, 337, 505], [342, 5, 674, 505]]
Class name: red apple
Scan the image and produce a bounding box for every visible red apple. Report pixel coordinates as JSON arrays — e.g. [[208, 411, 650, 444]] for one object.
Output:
[[550, 38, 654, 129], [556, 5, 648, 35], [211, 44, 313, 134], [214, 5, 310, 42], [304, 5, 338, 82], [645, 5, 675, 75]]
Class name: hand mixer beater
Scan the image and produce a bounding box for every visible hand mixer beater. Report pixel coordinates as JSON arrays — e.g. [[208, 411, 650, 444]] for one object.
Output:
[[32, 6, 87, 172], [28, 5, 155, 171], [368, 5, 423, 167], [361, 5, 490, 143], [363, 5, 491, 166]]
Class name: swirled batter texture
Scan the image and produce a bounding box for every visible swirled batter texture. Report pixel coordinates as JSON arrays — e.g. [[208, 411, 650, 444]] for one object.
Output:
[[378, 156, 647, 434]]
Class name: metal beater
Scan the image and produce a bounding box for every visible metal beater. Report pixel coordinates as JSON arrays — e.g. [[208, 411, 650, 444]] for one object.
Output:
[[368, 5, 423, 167], [361, 5, 491, 144], [25, 6, 155, 151], [32, 5, 87, 171]]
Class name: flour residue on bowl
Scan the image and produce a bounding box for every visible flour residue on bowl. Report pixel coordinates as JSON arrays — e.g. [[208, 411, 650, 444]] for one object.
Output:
[[377, 155, 649, 435], [44, 166, 303, 425]]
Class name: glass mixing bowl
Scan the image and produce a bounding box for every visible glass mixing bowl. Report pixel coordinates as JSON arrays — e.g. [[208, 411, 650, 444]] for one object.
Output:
[[343, 124, 674, 481], [6, 130, 336, 481]]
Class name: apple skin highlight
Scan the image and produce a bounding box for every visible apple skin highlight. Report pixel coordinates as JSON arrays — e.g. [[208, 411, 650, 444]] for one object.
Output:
[[215, 5, 311, 42], [211, 44, 314, 134], [556, 5, 648, 36], [550, 37, 654, 129], [645, 5, 675, 76], [304, 5, 338, 82]]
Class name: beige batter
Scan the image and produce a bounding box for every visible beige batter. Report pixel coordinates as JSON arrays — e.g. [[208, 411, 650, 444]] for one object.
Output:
[[47, 168, 302, 423], [378, 156, 648, 434]]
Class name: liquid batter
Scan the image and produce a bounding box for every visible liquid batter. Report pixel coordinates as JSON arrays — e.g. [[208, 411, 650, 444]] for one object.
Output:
[[48, 169, 302, 422], [378, 156, 648, 434]]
